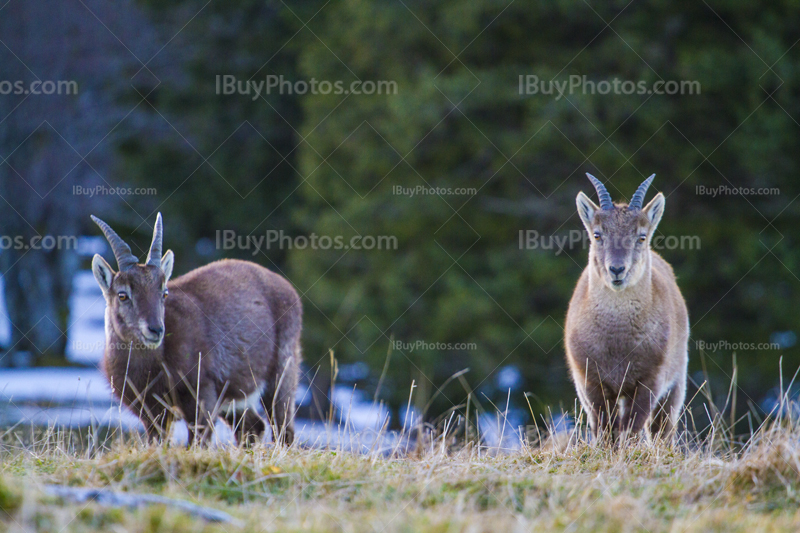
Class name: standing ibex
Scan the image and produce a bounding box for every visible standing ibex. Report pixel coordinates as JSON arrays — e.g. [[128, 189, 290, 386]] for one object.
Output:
[[565, 174, 689, 441], [91, 213, 302, 445]]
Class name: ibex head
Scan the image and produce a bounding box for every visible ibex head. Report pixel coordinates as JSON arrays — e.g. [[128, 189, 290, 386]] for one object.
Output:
[[576, 173, 665, 292], [91, 213, 174, 349]]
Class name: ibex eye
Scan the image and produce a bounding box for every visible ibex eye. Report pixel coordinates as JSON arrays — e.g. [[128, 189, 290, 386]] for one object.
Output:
[[593, 232, 601, 241], [163, 289, 169, 299], [638, 234, 647, 243], [118, 292, 129, 302]]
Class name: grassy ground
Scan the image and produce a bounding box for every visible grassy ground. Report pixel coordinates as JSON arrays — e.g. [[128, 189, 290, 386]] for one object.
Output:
[[1, 413, 800, 533]]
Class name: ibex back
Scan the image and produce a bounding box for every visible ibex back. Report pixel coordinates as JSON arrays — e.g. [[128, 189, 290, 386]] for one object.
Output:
[[565, 174, 689, 441], [91, 213, 302, 445]]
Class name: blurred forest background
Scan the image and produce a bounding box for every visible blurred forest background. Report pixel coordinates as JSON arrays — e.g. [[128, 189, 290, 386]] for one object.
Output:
[[0, 0, 799, 428]]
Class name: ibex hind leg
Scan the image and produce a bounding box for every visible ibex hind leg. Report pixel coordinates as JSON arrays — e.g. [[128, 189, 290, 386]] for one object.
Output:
[[142, 409, 173, 445], [263, 342, 300, 446], [224, 409, 267, 447]]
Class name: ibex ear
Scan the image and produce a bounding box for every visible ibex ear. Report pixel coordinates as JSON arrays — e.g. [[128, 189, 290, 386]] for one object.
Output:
[[576, 191, 599, 232], [161, 249, 174, 282], [643, 192, 665, 231], [92, 254, 115, 293]]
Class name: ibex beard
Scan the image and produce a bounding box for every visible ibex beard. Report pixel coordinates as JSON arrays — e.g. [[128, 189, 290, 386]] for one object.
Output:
[[565, 174, 689, 442], [91, 213, 302, 446]]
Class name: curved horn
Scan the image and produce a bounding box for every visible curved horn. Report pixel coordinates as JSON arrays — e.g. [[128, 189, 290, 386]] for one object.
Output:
[[145, 213, 163, 267], [91, 215, 138, 271], [585, 173, 614, 210], [629, 174, 655, 210]]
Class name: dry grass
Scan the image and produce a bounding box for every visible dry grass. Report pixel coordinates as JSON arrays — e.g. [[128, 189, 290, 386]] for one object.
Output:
[[2, 361, 799, 533], [1, 402, 800, 533]]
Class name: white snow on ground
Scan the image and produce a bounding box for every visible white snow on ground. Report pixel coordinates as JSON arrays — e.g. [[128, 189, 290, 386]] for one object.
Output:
[[0, 368, 311, 409], [0, 367, 413, 453], [0, 367, 113, 404], [0, 368, 530, 452], [477, 412, 526, 450], [0, 404, 142, 430], [330, 385, 390, 430]]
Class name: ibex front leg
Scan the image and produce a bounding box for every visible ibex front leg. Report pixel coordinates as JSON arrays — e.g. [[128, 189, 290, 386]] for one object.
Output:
[[264, 346, 299, 446], [179, 385, 220, 447], [584, 383, 619, 444], [621, 385, 655, 439]]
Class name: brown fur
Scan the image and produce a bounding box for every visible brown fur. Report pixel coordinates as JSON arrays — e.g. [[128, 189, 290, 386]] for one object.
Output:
[[565, 180, 689, 441], [92, 218, 302, 446]]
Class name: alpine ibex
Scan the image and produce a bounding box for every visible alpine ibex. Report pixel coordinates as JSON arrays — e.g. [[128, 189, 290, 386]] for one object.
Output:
[[565, 174, 689, 441], [91, 213, 302, 445]]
